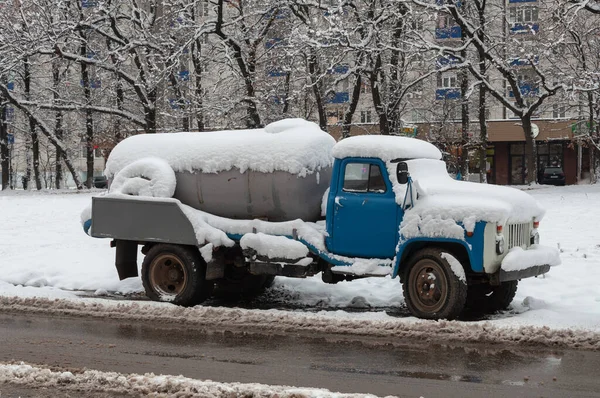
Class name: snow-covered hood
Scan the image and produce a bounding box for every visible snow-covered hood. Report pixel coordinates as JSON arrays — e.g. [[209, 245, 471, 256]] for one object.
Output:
[[394, 159, 545, 225]]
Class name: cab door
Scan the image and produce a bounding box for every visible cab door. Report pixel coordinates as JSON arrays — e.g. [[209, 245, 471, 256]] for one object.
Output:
[[331, 159, 398, 259]]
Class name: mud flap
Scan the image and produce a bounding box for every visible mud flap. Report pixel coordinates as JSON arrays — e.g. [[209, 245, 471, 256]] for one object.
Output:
[[115, 240, 138, 280]]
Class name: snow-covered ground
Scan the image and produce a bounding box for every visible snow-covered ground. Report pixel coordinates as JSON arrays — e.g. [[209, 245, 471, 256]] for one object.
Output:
[[0, 185, 599, 342], [0, 362, 385, 398]]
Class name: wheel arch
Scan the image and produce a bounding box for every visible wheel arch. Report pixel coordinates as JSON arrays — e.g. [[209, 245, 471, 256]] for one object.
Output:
[[394, 239, 474, 282]]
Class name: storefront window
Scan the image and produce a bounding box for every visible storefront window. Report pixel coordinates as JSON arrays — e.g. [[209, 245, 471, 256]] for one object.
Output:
[[510, 143, 526, 185], [537, 143, 563, 183]]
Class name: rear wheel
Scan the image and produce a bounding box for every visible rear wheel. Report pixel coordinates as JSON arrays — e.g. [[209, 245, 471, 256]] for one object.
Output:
[[213, 267, 274, 299], [402, 248, 467, 320], [466, 281, 518, 313], [141, 244, 213, 306]]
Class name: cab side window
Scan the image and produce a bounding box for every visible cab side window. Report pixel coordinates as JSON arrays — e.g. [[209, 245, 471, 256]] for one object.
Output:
[[343, 163, 387, 193]]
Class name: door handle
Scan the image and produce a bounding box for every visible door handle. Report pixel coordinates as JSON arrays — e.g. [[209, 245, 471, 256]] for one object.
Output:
[[335, 197, 344, 207]]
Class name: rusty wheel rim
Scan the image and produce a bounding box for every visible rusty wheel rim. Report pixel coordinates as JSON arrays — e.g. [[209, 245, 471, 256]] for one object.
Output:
[[149, 253, 188, 298], [408, 259, 448, 314]]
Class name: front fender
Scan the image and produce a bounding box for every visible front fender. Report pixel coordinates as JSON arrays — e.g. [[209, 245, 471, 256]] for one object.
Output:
[[393, 235, 484, 278]]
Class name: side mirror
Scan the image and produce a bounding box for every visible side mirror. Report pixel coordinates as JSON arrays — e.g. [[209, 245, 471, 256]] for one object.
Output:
[[396, 162, 409, 185]]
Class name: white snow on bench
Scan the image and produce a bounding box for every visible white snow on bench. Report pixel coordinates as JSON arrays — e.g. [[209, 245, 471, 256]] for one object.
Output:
[[105, 118, 335, 178], [241, 233, 309, 260]]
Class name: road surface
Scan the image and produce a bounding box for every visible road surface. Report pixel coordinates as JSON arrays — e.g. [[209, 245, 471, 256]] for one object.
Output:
[[0, 312, 599, 397]]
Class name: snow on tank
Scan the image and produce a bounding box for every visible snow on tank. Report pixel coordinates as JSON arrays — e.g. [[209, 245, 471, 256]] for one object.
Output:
[[105, 118, 336, 178], [104, 119, 336, 222], [332, 135, 442, 161]]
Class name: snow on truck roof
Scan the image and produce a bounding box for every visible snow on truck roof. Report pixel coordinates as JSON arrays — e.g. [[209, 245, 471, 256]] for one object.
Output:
[[105, 119, 336, 178], [332, 135, 442, 161]]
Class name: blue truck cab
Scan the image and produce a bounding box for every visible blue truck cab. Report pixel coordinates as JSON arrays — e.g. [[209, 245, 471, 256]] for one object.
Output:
[[85, 132, 559, 320]]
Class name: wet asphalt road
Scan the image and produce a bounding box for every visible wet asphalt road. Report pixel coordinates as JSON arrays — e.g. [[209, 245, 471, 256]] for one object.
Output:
[[0, 312, 599, 397]]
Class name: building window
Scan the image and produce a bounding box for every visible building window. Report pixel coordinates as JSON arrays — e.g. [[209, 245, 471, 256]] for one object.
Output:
[[553, 104, 566, 118], [437, 73, 458, 88], [509, 6, 538, 24], [360, 110, 372, 124], [200, 0, 209, 16], [437, 14, 455, 29]]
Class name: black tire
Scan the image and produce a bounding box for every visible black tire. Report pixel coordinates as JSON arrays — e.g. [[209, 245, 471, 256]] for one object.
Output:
[[263, 275, 276, 289], [141, 244, 213, 306], [402, 248, 468, 320], [213, 268, 272, 299], [466, 281, 518, 313]]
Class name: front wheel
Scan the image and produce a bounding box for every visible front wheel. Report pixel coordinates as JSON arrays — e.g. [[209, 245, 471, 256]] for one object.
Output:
[[402, 248, 467, 320], [466, 281, 518, 313], [141, 244, 213, 306]]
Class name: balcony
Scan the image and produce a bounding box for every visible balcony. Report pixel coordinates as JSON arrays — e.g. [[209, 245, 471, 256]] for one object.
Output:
[[437, 54, 461, 68], [509, 56, 539, 67], [80, 79, 101, 89], [510, 23, 539, 34], [436, 88, 460, 100], [267, 68, 287, 77], [178, 70, 190, 81], [327, 65, 349, 75], [435, 26, 461, 40], [508, 83, 539, 97], [326, 92, 349, 104], [265, 38, 285, 49]]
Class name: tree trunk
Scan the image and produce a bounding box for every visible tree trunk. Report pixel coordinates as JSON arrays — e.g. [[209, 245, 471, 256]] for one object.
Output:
[[24, 134, 32, 190], [478, 41, 488, 183], [371, 55, 390, 135], [0, 103, 8, 190], [458, 39, 469, 180], [522, 114, 537, 185], [588, 92, 596, 183], [341, 74, 362, 139], [307, 49, 327, 131], [191, 38, 204, 131], [53, 57, 64, 189], [81, 42, 94, 188], [479, 83, 488, 184], [31, 123, 42, 190], [24, 57, 42, 190]]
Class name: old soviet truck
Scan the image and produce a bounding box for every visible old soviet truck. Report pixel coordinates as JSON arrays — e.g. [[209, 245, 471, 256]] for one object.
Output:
[[83, 118, 560, 320]]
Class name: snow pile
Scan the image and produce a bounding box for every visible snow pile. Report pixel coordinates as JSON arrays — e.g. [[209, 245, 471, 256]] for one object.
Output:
[[331, 259, 392, 276], [2, 295, 600, 350], [396, 159, 545, 228], [332, 135, 442, 161], [501, 245, 562, 272], [110, 157, 176, 197], [241, 233, 310, 259], [0, 362, 387, 398], [400, 213, 465, 240], [105, 119, 336, 178]]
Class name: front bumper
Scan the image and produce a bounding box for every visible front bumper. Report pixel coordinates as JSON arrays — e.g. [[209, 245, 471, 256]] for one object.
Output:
[[492, 244, 560, 283], [498, 264, 551, 282]]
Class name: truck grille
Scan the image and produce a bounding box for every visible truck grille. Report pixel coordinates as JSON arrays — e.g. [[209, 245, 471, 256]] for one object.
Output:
[[507, 223, 530, 249]]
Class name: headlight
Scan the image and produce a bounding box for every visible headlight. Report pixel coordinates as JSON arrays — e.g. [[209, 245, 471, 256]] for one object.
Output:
[[531, 231, 540, 245], [496, 236, 505, 255]]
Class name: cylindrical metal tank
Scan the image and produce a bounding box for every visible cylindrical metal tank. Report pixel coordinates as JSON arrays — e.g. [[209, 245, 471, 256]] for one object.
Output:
[[104, 119, 336, 222], [174, 168, 331, 222]]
